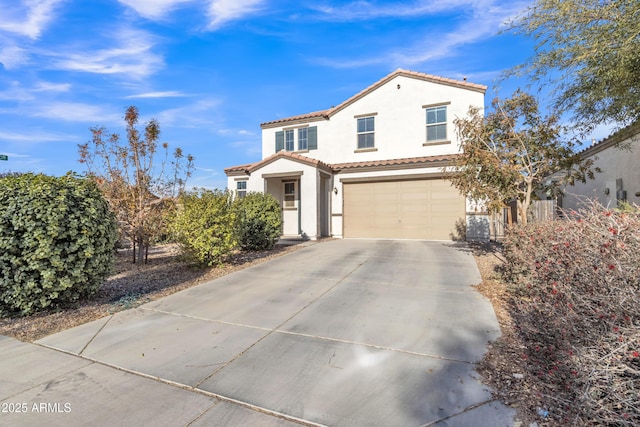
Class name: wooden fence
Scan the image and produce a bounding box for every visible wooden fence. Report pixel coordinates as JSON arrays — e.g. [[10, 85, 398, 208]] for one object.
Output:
[[489, 199, 557, 240]]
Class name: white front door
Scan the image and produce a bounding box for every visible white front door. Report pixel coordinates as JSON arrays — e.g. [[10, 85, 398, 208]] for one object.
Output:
[[282, 180, 299, 236]]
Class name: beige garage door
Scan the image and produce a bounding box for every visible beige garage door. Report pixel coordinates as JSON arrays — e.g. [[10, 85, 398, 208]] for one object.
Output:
[[343, 179, 465, 240]]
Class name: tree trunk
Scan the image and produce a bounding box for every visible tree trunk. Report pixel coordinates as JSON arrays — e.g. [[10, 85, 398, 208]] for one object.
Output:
[[136, 235, 145, 265]]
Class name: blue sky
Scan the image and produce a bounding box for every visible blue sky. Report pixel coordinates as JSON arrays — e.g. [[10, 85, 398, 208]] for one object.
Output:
[[0, 0, 610, 189]]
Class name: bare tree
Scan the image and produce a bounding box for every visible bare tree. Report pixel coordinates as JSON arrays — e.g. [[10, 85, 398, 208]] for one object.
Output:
[[79, 106, 194, 264]]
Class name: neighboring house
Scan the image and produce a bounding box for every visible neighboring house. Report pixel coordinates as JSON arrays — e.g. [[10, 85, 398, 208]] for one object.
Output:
[[563, 121, 640, 212], [225, 69, 487, 241]]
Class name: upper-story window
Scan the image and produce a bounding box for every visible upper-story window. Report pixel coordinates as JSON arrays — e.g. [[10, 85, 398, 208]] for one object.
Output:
[[285, 129, 294, 151], [275, 126, 318, 152], [357, 116, 375, 149], [236, 180, 247, 199], [298, 127, 308, 151], [426, 105, 447, 142]]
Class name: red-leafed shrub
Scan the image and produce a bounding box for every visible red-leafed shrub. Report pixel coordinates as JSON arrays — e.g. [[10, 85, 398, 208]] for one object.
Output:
[[502, 201, 640, 426]]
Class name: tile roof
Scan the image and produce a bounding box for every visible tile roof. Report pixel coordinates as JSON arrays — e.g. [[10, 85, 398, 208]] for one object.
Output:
[[224, 151, 333, 175], [578, 120, 640, 157], [224, 153, 460, 176], [332, 154, 460, 171], [261, 69, 487, 129]]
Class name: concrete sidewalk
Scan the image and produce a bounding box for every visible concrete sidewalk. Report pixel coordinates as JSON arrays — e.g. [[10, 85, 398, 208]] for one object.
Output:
[[1, 239, 515, 426]]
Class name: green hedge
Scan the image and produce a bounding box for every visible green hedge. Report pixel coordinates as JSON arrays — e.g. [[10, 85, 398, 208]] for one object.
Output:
[[168, 189, 236, 266], [234, 192, 282, 250], [0, 173, 117, 316]]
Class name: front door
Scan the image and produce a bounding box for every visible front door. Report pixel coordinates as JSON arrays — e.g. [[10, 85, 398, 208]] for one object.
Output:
[[282, 180, 299, 236]]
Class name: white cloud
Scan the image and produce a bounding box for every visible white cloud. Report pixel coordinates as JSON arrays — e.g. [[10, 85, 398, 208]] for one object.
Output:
[[313, 0, 529, 69], [33, 81, 71, 92], [207, 0, 265, 30], [29, 102, 121, 123], [117, 0, 194, 20], [310, 0, 472, 21], [156, 99, 222, 127], [0, 131, 74, 143], [0, 45, 29, 69], [51, 28, 163, 78], [0, 0, 65, 39], [125, 91, 187, 99]]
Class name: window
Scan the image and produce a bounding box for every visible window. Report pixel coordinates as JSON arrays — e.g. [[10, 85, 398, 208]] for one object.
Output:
[[285, 129, 294, 151], [284, 182, 296, 208], [275, 126, 317, 152], [426, 106, 447, 142], [357, 116, 375, 149], [236, 180, 247, 199], [298, 127, 308, 151]]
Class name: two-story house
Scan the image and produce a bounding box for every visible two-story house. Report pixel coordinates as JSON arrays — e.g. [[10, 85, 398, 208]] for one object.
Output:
[[225, 69, 487, 241]]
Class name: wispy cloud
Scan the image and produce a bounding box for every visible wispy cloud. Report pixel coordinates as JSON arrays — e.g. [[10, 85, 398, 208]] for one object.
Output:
[[207, 0, 266, 30], [312, 0, 528, 69], [0, 79, 70, 101], [156, 99, 222, 127], [117, 0, 195, 20], [28, 102, 121, 123], [51, 27, 163, 78], [125, 91, 187, 99], [0, 45, 29, 69], [0, 0, 65, 39], [0, 130, 76, 143], [310, 0, 472, 21]]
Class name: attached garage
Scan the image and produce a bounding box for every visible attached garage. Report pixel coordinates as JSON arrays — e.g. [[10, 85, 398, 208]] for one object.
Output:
[[342, 178, 465, 240]]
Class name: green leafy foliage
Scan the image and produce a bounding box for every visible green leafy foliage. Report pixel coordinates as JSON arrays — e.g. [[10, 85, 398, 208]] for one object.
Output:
[[502, 201, 640, 424], [234, 192, 282, 250], [168, 189, 236, 266], [449, 91, 596, 223], [0, 173, 117, 316], [508, 0, 640, 132]]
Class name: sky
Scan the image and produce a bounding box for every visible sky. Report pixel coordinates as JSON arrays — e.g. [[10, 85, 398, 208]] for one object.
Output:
[[0, 0, 613, 190]]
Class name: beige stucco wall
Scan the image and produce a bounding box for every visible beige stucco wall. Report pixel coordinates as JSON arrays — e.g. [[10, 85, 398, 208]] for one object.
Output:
[[563, 131, 640, 212]]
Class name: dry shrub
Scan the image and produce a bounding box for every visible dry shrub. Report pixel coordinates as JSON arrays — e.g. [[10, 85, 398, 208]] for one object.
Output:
[[502, 200, 640, 426]]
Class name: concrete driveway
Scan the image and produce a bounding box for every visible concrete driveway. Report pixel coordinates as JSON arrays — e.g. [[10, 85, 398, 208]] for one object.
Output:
[[2, 239, 514, 426]]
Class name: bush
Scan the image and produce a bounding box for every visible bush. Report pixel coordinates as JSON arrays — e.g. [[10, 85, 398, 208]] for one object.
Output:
[[234, 192, 282, 250], [502, 201, 640, 425], [168, 189, 235, 266], [0, 173, 117, 316]]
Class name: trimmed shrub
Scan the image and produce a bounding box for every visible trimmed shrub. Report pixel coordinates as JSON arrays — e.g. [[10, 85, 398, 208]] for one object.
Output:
[[0, 173, 117, 316], [168, 189, 235, 266], [234, 192, 282, 250], [502, 201, 640, 425]]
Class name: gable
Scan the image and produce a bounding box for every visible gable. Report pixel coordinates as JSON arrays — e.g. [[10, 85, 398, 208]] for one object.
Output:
[[260, 69, 486, 129]]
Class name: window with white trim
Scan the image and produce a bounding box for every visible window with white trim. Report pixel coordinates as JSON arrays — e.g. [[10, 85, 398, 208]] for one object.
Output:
[[284, 182, 296, 208], [357, 116, 375, 149], [275, 126, 317, 152], [298, 127, 308, 151], [285, 129, 294, 151], [236, 180, 247, 199], [426, 106, 447, 142]]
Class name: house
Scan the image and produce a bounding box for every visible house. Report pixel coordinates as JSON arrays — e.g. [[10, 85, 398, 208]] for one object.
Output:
[[562, 121, 640, 211], [225, 69, 488, 241]]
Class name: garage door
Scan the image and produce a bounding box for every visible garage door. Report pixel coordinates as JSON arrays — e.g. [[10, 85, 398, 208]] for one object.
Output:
[[343, 178, 465, 240]]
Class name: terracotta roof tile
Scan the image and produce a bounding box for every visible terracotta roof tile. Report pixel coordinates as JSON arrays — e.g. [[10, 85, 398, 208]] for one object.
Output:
[[225, 153, 460, 176], [261, 109, 332, 128], [332, 154, 460, 171]]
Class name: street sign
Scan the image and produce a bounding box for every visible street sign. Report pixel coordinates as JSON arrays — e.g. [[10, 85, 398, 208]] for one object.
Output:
[[0, 155, 7, 161]]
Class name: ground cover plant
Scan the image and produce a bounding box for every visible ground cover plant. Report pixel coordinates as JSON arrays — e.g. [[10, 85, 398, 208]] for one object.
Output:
[[496, 201, 640, 425]]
